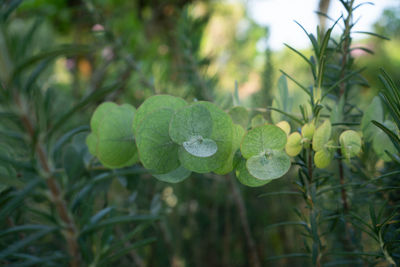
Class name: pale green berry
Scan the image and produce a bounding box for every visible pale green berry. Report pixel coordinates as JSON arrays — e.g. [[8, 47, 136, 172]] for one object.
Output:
[[285, 132, 302, 157], [314, 149, 333, 168], [276, 121, 291, 136], [339, 130, 362, 159], [301, 122, 315, 141]]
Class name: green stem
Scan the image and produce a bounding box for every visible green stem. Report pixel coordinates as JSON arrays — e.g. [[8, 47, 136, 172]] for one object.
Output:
[[339, 0, 355, 97], [337, 149, 349, 212], [308, 147, 313, 183]]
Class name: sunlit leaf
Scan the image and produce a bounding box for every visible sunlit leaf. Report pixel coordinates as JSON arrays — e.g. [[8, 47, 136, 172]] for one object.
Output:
[[178, 102, 233, 173], [246, 150, 291, 180], [183, 136, 217, 157], [169, 103, 213, 145], [241, 124, 287, 159]]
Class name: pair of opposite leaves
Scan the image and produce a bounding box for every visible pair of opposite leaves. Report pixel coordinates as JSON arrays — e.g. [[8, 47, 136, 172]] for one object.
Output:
[[86, 95, 293, 185]]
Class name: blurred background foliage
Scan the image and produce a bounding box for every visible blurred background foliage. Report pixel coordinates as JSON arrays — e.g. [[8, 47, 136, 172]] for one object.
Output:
[[0, 0, 399, 266]]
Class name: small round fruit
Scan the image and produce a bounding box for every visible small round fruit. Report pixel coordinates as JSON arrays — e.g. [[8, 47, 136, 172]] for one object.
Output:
[[301, 122, 315, 141], [276, 121, 291, 136], [285, 132, 302, 157]]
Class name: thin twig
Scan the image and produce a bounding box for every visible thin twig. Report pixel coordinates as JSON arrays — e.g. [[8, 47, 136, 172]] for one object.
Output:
[[339, 0, 355, 97], [308, 147, 313, 184]]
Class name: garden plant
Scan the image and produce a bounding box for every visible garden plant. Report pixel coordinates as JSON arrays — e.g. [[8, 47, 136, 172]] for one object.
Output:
[[0, 0, 399, 266]]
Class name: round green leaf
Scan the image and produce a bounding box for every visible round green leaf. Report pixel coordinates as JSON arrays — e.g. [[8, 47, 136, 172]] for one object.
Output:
[[97, 105, 138, 168], [153, 166, 191, 183], [235, 159, 270, 187], [246, 150, 291, 180], [312, 120, 331, 152], [214, 124, 245, 175], [178, 102, 233, 173], [136, 108, 180, 174], [241, 124, 287, 159], [373, 120, 398, 162], [339, 130, 362, 159], [169, 103, 213, 145], [250, 114, 266, 128], [183, 136, 217, 157], [90, 102, 118, 133], [132, 95, 187, 135], [314, 149, 333, 168], [228, 106, 249, 128], [285, 132, 302, 157]]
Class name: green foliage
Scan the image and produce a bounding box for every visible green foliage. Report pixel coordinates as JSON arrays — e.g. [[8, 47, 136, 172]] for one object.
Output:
[[176, 101, 234, 173], [240, 125, 290, 180], [362, 96, 384, 141], [88, 103, 139, 168], [339, 130, 362, 159], [1, 0, 399, 266], [91, 98, 292, 180], [250, 113, 266, 128], [214, 124, 245, 175], [372, 120, 398, 161]]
